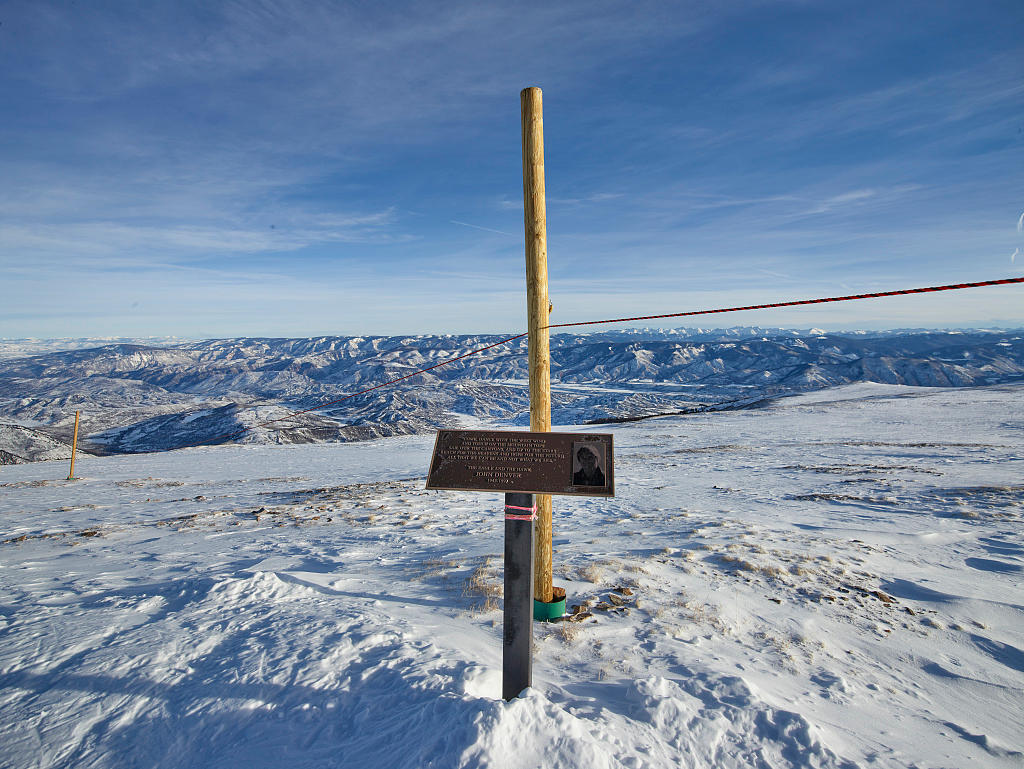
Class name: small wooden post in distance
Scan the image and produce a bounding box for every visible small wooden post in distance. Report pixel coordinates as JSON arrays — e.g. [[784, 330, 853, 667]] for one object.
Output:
[[521, 86, 554, 604], [67, 410, 80, 481], [502, 492, 535, 700]]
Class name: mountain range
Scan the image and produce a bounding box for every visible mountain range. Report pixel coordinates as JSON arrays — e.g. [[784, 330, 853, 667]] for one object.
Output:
[[1, 327, 1021, 463]]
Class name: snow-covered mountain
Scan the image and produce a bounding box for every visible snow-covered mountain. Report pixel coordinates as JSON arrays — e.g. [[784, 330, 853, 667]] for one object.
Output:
[[0, 336, 188, 360], [1, 328, 1021, 462]]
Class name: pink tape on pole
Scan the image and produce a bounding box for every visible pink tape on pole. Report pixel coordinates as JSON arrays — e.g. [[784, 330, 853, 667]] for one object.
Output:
[[504, 503, 537, 521]]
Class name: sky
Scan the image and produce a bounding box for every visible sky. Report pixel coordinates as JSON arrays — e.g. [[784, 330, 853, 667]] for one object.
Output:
[[1, 0, 1022, 339]]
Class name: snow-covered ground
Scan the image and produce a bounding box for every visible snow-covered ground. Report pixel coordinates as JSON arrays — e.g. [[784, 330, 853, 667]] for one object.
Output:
[[0, 383, 1021, 768]]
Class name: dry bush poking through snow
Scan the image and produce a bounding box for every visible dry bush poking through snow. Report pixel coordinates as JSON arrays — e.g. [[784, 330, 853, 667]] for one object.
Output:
[[718, 554, 785, 579], [685, 601, 710, 623], [557, 622, 580, 643], [678, 600, 731, 636], [469, 594, 500, 614], [464, 569, 501, 597], [463, 558, 502, 614], [417, 557, 457, 579]]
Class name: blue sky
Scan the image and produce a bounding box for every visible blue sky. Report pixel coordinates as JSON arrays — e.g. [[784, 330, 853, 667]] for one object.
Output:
[[1, 0, 1022, 338]]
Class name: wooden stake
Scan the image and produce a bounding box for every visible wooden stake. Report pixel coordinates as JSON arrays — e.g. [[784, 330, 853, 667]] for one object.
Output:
[[521, 86, 554, 603], [67, 410, 80, 481]]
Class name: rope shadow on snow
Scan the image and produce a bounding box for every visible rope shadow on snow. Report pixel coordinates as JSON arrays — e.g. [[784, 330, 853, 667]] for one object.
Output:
[[271, 570, 454, 608]]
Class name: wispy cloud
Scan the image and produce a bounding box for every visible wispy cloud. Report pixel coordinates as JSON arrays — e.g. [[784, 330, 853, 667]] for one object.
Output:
[[548, 192, 625, 206], [0, 209, 406, 267], [803, 189, 878, 215], [450, 220, 512, 236]]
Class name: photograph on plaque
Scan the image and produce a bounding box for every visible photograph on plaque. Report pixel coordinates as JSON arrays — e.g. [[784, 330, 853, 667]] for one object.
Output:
[[571, 440, 608, 488]]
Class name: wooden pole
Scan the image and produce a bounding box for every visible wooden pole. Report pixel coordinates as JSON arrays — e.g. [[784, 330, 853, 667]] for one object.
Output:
[[521, 86, 554, 604], [67, 410, 80, 481]]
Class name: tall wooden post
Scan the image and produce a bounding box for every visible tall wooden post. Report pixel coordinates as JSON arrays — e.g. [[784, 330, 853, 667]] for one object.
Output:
[[67, 410, 80, 481], [521, 87, 553, 604]]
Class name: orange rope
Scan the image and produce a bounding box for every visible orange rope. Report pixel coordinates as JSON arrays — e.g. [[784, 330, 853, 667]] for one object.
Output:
[[544, 277, 1024, 330]]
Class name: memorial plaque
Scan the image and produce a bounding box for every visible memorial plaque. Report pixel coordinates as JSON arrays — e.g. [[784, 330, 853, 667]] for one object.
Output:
[[425, 429, 614, 497]]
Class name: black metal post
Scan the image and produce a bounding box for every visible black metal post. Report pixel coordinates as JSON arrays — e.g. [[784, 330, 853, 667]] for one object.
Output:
[[502, 492, 535, 700]]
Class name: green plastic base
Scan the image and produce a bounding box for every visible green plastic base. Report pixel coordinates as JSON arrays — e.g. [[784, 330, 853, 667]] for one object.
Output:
[[533, 597, 567, 622]]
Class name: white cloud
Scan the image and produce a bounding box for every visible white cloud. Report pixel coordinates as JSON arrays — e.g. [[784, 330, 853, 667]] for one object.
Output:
[[803, 189, 877, 215], [450, 220, 512, 236], [548, 192, 625, 206], [0, 209, 405, 269]]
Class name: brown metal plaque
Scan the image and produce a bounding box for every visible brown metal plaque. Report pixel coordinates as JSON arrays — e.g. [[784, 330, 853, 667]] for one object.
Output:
[[425, 429, 614, 497]]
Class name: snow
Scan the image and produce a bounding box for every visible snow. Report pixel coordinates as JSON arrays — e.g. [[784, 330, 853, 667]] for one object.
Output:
[[0, 384, 1022, 768]]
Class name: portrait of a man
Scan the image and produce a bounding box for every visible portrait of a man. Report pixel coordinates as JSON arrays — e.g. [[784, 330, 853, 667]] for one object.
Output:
[[572, 443, 606, 487]]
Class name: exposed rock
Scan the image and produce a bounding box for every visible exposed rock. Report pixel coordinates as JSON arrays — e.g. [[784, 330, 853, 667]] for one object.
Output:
[[0, 448, 22, 465]]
